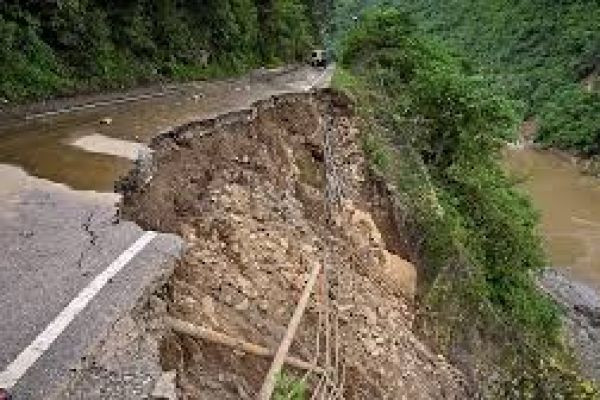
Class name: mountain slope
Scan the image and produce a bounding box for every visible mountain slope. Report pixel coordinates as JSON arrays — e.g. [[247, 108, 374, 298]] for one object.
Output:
[[0, 0, 321, 102]]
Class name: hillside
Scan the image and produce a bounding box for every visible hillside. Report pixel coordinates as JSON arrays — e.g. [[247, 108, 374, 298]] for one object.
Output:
[[0, 0, 324, 102], [331, 0, 600, 155], [332, 7, 599, 398]]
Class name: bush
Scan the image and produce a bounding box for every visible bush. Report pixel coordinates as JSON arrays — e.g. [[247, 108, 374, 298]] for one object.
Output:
[[335, 7, 598, 398], [538, 86, 600, 155], [332, 0, 600, 155], [0, 0, 319, 102]]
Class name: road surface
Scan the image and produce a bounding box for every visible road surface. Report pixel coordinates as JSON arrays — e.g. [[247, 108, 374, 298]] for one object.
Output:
[[0, 65, 334, 398]]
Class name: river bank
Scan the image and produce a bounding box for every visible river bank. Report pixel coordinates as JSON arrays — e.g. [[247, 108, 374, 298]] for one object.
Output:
[[505, 138, 600, 382], [539, 269, 600, 382], [504, 146, 600, 291]]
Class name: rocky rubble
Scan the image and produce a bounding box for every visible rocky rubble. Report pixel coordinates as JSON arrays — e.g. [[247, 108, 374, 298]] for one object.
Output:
[[539, 269, 600, 382], [121, 90, 469, 398]]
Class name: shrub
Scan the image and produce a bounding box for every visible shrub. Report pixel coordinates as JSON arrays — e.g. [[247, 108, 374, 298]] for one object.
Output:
[[0, 0, 319, 102], [335, 7, 598, 398]]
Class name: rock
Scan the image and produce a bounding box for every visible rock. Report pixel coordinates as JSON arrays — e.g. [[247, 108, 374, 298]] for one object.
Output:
[[100, 117, 113, 125], [152, 370, 177, 400], [364, 337, 381, 357], [344, 202, 383, 246], [133, 147, 156, 187], [237, 383, 250, 399], [380, 250, 417, 300], [258, 300, 269, 312], [234, 298, 250, 311], [363, 306, 377, 326], [201, 296, 218, 326], [539, 269, 600, 381], [236, 276, 257, 299], [175, 131, 194, 147]]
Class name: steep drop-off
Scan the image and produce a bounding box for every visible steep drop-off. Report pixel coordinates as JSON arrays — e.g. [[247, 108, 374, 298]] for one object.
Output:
[[120, 91, 468, 398]]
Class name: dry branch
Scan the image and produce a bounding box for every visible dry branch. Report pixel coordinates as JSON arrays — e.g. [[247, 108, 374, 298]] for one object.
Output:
[[166, 317, 323, 374], [257, 259, 324, 400]]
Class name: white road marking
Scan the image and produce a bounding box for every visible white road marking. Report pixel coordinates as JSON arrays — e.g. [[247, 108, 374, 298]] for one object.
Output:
[[294, 65, 333, 92], [0, 231, 157, 390], [308, 65, 334, 90]]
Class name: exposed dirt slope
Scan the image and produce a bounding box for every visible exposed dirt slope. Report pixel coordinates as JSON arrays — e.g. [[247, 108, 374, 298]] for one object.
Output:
[[121, 90, 468, 399]]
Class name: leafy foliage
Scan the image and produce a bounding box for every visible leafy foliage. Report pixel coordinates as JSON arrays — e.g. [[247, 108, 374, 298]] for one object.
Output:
[[331, 0, 600, 155], [400, 0, 600, 155], [0, 0, 320, 101], [537, 87, 600, 155], [335, 7, 599, 398]]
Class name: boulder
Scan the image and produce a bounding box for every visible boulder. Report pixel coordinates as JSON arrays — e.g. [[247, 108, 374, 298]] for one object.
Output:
[[152, 370, 177, 400]]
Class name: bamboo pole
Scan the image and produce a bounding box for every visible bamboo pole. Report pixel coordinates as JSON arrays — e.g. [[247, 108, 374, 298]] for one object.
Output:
[[257, 260, 323, 400], [166, 317, 323, 374]]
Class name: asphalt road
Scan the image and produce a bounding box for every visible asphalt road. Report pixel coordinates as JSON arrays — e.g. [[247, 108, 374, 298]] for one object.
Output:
[[0, 65, 333, 399]]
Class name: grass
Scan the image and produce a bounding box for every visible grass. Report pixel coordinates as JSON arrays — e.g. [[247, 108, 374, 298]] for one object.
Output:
[[273, 373, 307, 400]]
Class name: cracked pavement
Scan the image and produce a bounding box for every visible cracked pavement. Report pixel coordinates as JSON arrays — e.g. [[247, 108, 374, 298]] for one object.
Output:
[[0, 166, 182, 399], [0, 66, 332, 398]]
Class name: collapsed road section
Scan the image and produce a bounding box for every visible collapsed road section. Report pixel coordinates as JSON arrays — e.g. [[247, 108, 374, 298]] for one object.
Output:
[[107, 89, 469, 399], [0, 66, 332, 400]]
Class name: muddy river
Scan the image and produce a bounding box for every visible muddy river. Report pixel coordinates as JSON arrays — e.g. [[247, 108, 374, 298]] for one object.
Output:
[[505, 147, 600, 291]]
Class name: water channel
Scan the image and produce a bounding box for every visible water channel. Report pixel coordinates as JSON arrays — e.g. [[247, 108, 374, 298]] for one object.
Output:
[[505, 147, 600, 292]]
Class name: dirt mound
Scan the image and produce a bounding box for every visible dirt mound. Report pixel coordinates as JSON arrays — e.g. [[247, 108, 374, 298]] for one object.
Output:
[[120, 90, 468, 399]]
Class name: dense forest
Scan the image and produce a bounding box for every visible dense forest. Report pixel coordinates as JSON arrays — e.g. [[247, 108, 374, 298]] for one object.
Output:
[[332, 0, 600, 155], [0, 0, 328, 101], [333, 6, 599, 398]]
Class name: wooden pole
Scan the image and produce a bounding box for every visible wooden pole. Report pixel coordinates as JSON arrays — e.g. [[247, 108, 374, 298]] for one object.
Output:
[[166, 317, 322, 374], [257, 261, 323, 400]]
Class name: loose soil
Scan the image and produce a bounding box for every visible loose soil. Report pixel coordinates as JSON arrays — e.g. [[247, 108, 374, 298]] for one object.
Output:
[[120, 90, 468, 399]]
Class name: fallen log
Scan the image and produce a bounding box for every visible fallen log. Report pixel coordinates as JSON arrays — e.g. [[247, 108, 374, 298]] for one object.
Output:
[[165, 317, 322, 374]]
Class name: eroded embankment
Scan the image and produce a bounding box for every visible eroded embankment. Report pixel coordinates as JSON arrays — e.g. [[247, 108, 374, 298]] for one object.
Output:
[[120, 90, 468, 399]]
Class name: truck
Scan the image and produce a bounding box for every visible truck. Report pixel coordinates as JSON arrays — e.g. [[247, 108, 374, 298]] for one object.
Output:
[[310, 49, 327, 68]]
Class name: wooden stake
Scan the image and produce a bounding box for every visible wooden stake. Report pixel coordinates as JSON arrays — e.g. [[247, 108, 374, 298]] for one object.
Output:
[[257, 260, 323, 400]]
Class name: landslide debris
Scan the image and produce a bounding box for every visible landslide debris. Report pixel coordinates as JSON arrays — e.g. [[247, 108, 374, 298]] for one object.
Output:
[[120, 90, 468, 399]]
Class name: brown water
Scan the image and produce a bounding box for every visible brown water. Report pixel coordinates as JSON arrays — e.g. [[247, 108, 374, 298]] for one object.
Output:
[[505, 147, 600, 290], [0, 66, 327, 192], [0, 90, 207, 191]]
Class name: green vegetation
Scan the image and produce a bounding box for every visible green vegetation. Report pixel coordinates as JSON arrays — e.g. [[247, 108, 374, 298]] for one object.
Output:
[[399, 0, 600, 156], [0, 0, 324, 102], [537, 86, 600, 155], [273, 373, 307, 400], [334, 7, 599, 398], [331, 0, 600, 155]]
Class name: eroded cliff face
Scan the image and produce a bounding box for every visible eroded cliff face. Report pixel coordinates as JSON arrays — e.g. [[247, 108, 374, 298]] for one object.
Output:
[[120, 90, 468, 399]]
